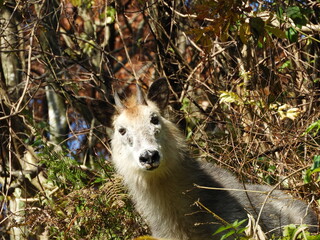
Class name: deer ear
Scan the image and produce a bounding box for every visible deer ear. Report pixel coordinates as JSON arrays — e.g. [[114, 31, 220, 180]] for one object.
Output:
[[89, 99, 116, 127], [136, 83, 147, 105], [114, 92, 126, 110], [147, 77, 170, 109]]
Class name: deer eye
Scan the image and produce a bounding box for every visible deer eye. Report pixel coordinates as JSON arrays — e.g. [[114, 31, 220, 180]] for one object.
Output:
[[118, 127, 127, 135], [150, 115, 159, 125]]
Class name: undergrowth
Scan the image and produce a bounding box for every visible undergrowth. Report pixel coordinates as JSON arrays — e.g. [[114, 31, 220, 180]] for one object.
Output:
[[25, 143, 148, 239]]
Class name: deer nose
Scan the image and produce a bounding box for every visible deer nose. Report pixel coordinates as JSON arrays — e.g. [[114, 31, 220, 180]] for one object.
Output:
[[139, 150, 160, 170]]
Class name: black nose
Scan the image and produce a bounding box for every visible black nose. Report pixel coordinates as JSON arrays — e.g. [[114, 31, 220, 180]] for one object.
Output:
[[139, 150, 160, 169]]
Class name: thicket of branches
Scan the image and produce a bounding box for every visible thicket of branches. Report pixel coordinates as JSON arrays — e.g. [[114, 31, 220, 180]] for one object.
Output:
[[0, 0, 319, 239]]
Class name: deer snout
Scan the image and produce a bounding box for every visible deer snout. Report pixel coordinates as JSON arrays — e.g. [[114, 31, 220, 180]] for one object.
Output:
[[139, 150, 160, 170]]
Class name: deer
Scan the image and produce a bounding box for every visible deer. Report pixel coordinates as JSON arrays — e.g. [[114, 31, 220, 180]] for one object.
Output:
[[92, 78, 318, 240]]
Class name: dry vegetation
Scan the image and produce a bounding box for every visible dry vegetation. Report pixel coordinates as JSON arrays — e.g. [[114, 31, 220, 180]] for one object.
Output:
[[0, 0, 319, 239]]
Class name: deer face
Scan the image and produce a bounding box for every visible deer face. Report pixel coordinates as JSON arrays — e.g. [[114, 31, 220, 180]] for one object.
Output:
[[90, 78, 170, 174], [112, 103, 165, 171]]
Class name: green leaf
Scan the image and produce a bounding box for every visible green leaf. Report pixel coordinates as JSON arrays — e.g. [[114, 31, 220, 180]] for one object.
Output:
[[219, 91, 242, 104], [286, 6, 308, 27], [232, 219, 247, 228], [213, 219, 247, 239], [265, 25, 286, 39], [279, 60, 291, 72], [311, 155, 320, 171], [307, 234, 320, 240], [249, 17, 265, 39], [305, 120, 320, 136], [283, 224, 297, 237], [221, 229, 236, 240], [276, 6, 284, 20], [213, 225, 232, 235], [93, 177, 106, 184], [32, 138, 44, 147], [70, 0, 81, 6], [304, 169, 312, 184], [286, 6, 302, 19], [304, 155, 320, 183], [101, 6, 116, 24], [286, 27, 298, 43]]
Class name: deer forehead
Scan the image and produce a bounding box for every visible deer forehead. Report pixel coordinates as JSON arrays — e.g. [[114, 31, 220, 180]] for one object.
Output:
[[114, 103, 159, 127]]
